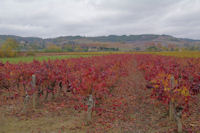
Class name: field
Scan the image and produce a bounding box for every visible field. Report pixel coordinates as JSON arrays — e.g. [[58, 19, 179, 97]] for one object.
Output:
[[0, 52, 119, 63], [1, 51, 200, 64], [0, 55, 92, 63], [0, 52, 200, 133], [140, 51, 200, 58]]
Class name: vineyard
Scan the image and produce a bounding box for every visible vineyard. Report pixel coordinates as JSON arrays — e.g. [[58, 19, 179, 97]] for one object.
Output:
[[0, 54, 200, 132]]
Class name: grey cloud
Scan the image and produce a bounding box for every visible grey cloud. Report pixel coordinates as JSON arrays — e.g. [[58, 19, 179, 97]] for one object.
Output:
[[0, 0, 200, 39]]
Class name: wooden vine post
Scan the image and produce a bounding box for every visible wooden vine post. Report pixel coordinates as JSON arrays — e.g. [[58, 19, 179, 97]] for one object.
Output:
[[23, 90, 30, 112], [86, 94, 94, 124], [175, 107, 183, 133], [32, 74, 36, 110], [170, 75, 183, 132], [169, 75, 175, 121], [37, 87, 42, 106], [58, 82, 62, 97]]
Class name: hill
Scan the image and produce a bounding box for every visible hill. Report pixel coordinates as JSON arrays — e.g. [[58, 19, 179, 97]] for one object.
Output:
[[0, 34, 200, 51]]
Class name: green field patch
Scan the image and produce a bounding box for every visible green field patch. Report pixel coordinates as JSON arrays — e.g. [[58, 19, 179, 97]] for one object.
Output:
[[0, 55, 91, 63]]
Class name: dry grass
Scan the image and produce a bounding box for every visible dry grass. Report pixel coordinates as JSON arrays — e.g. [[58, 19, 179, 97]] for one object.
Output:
[[0, 105, 88, 133]]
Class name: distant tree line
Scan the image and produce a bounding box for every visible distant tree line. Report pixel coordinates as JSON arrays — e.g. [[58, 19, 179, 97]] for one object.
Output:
[[145, 42, 200, 52], [44, 44, 119, 52], [1, 38, 200, 58], [0, 38, 120, 58]]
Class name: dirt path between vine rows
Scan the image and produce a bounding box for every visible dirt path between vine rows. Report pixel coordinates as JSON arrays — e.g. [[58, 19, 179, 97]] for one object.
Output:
[[0, 60, 199, 133], [118, 64, 176, 133], [120, 61, 200, 133]]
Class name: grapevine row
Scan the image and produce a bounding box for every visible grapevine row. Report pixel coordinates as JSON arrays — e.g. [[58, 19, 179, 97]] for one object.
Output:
[[0, 55, 133, 114]]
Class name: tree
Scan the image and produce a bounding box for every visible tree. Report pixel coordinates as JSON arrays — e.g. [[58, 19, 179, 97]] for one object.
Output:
[[146, 46, 158, 52], [167, 44, 176, 51], [63, 44, 74, 52], [45, 44, 62, 52], [135, 47, 141, 51], [74, 45, 83, 52], [0, 38, 19, 57]]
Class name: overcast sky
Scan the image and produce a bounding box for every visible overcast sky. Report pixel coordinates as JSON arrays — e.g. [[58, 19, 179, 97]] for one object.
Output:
[[0, 0, 200, 39]]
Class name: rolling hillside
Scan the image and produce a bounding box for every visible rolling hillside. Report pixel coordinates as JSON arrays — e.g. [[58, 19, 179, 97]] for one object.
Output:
[[0, 34, 200, 51]]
